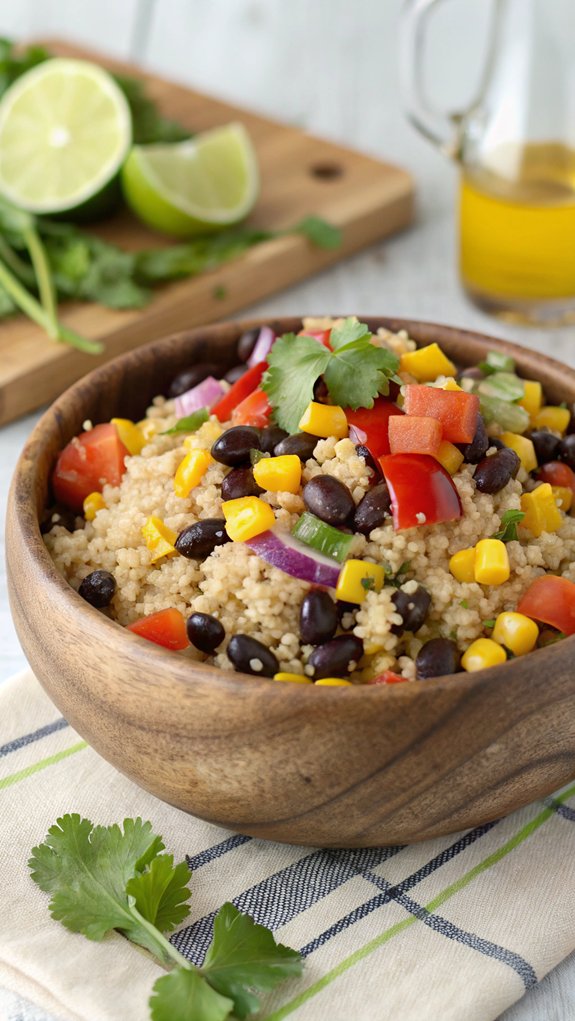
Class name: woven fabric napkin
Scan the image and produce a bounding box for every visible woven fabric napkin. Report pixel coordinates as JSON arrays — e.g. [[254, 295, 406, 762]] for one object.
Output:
[[2, 668, 575, 1021]]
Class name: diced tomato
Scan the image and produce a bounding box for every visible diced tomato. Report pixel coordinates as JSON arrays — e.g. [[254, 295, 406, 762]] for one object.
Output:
[[346, 397, 404, 459], [212, 361, 267, 422], [517, 576, 575, 636], [127, 608, 190, 650], [52, 423, 129, 512], [403, 386, 479, 444], [368, 670, 408, 685], [379, 453, 462, 531], [388, 415, 442, 456], [231, 388, 272, 428], [536, 461, 575, 495], [298, 328, 332, 350]]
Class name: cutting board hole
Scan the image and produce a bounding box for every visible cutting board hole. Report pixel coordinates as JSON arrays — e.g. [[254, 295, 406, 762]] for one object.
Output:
[[310, 161, 343, 180]]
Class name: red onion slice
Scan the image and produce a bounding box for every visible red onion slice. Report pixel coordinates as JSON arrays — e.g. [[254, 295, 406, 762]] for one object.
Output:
[[175, 376, 224, 418], [247, 326, 275, 367], [245, 528, 340, 587]]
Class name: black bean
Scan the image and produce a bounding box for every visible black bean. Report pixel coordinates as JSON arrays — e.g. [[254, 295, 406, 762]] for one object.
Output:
[[566, 405, 575, 435], [221, 467, 263, 501], [416, 638, 460, 679], [525, 429, 561, 467], [391, 585, 431, 635], [313, 378, 329, 403], [40, 507, 79, 534], [227, 634, 278, 677], [487, 437, 505, 450], [309, 635, 364, 680], [78, 570, 116, 608], [559, 433, 575, 471], [211, 426, 261, 467], [303, 476, 355, 527], [167, 363, 220, 398], [458, 414, 489, 464], [259, 426, 288, 454], [355, 444, 383, 482], [225, 364, 249, 384], [175, 519, 229, 559], [300, 591, 338, 645], [274, 432, 318, 461], [186, 612, 225, 653], [336, 600, 358, 631], [353, 484, 391, 535], [457, 366, 484, 382], [473, 448, 520, 494], [237, 328, 259, 362]]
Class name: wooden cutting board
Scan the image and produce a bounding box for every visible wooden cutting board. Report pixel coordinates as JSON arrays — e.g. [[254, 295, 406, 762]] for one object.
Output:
[[0, 40, 414, 426]]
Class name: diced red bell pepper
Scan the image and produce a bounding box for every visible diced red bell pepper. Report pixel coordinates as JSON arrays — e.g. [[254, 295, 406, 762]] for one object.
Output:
[[127, 608, 190, 650], [536, 461, 575, 495], [298, 328, 332, 350], [368, 670, 408, 685], [517, 576, 575, 636], [52, 423, 129, 512], [212, 361, 267, 422], [346, 397, 404, 459], [379, 453, 462, 530], [231, 388, 272, 428], [388, 415, 442, 456], [403, 386, 479, 444]]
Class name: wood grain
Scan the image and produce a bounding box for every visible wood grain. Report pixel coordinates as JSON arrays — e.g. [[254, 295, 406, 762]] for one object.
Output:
[[7, 316, 575, 847], [0, 39, 414, 427]]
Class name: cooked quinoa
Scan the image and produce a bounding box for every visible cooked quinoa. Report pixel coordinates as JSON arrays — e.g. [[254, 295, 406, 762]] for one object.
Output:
[[44, 318, 575, 683]]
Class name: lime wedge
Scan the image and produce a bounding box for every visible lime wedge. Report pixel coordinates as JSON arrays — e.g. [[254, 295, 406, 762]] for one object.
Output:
[[121, 123, 259, 237], [0, 58, 131, 215]]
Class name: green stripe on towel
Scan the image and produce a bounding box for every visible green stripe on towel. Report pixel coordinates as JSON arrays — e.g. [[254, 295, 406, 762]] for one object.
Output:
[[0, 741, 88, 791]]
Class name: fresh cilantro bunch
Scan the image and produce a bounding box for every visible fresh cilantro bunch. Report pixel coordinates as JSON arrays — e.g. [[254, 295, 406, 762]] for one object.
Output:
[[262, 317, 400, 433], [29, 814, 302, 1021]]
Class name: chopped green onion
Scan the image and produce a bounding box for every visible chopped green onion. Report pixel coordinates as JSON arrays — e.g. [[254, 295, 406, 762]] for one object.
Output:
[[479, 350, 516, 375], [478, 372, 525, 403], [161, 407, 209, 435], [492, 509, 525, 543], [292, 512, 354, 563], [479, 395, 530, 434], [483, 618, 496, 629], [250, 448, 270, 465]]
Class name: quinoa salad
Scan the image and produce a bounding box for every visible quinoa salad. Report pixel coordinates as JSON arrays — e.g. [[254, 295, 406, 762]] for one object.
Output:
[[44, 317, 575, 685]]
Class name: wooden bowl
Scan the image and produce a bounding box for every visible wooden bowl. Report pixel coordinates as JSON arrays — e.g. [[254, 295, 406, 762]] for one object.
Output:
[[7, 317, 575, 848]]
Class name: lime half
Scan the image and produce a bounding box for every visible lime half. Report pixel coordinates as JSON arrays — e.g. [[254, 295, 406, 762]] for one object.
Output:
[[0, 58, 131, 215], [121, 122, 259, 237]]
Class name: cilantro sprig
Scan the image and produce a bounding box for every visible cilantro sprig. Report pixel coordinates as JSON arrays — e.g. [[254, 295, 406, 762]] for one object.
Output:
[[29, 814, 302, 1021], [262, 318, 400, 433]]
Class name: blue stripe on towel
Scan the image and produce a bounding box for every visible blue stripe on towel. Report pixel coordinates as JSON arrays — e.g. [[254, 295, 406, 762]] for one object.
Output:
[[543, 796, 575, 823], [0, 718, 69, 759], [187, 834, 252, 869]]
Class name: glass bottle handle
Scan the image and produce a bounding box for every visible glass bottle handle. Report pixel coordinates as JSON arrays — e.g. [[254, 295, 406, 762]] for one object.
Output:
[[400, 0, 463, 158]]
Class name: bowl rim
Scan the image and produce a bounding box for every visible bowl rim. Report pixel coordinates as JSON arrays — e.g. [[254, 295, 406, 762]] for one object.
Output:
[[10, 314, 575, 703]]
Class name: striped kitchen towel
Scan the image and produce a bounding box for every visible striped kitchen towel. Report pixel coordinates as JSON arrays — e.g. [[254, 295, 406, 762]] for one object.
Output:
[[1, 669, 575, 1021]]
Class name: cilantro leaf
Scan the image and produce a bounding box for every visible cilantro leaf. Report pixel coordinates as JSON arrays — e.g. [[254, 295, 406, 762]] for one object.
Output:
[[325, 338, 399, 409], [492, 509, 525, 543], [329, 316, 371, 349], [294, 215, 342, 250], [262, 333, 331, 433], [483, 619, 496, 629], [161, 408, 209, 435], [150, 968, 233, 1021], [202, 902, 303, 1020], [126, 854, 191, 932]]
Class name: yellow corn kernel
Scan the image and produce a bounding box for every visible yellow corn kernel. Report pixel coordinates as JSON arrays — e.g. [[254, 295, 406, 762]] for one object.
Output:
[[184, 420, 222, 449], [222, 496, 275, 541], [500, 432, 537, 473], [252, 454, 302, 493], [492, 612, 539, 657], [174, 449, 213, 498], [441, 377, 463, 392], [552, 485, 573, 512], [315, 677, 353, 686], [533, 405, 571, 434], [435, 440, 465, 475], [137, 418, 162, 442], [399, 343, 456, 383], [335, 560, 386, 604], [518, 380, 543, 420], [273, 672, 312, 684], [449, 547, 476, 583], [520, 483, 563, 537], [474, 538, 510, 585], [83, 491, 106, 521], [111, 418, 145, 456], [298, 401, 348, 439], [461, 638, 507, 672], [142, 516, 179, 563]]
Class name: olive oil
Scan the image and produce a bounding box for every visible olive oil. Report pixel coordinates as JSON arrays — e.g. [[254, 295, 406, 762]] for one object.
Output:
[[459, 143, 575, 322]]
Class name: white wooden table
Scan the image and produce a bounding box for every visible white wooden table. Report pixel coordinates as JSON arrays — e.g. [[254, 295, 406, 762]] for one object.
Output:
[[1, 2, 574, 1017]]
